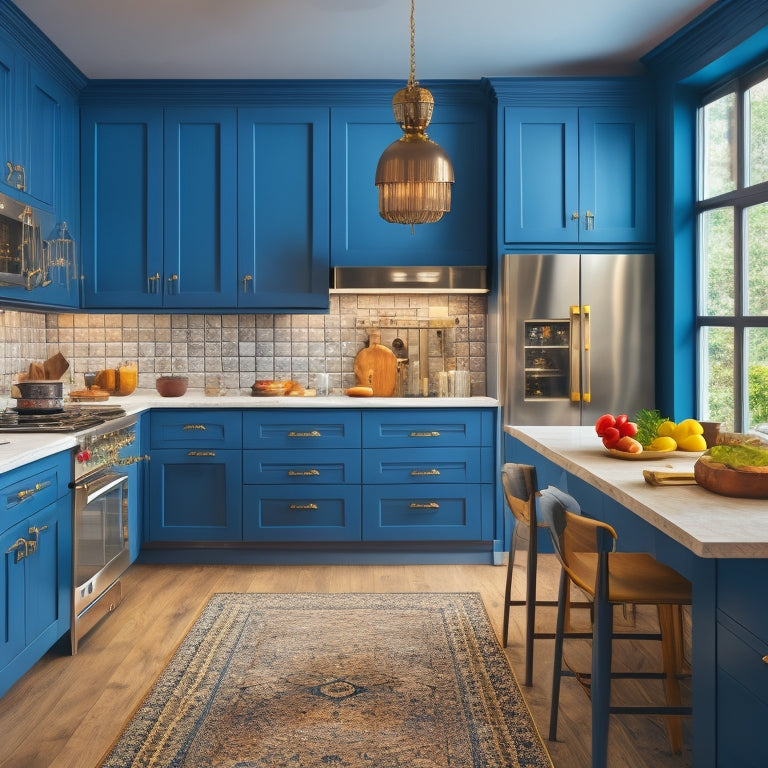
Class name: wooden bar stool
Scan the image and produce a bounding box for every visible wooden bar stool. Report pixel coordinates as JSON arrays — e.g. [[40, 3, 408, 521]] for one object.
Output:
[[501, 463, 590, 686], [538, 485, 692, 768]]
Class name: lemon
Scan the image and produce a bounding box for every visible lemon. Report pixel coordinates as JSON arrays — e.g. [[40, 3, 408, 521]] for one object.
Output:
[[677, 434, 707, 452], [657, 420, 676, 437], [648, 436, 677, 452]]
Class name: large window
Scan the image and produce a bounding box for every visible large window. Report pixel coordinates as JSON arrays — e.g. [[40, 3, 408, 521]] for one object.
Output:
[[697, 68, 768, 432]]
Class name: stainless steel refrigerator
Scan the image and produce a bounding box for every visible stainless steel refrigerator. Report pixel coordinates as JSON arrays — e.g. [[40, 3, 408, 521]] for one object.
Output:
[[501, 253, 655, 426]]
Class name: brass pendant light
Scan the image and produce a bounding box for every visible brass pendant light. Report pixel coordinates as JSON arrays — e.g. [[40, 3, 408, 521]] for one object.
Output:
[[375, 0, 454, 231]]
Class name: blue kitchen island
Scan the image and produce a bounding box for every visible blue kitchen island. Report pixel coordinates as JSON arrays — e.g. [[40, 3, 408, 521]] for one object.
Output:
[[505, 425, 768, 768]]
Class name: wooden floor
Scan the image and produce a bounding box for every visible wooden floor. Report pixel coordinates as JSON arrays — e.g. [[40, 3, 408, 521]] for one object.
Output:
[[0, 557, 691, 768]]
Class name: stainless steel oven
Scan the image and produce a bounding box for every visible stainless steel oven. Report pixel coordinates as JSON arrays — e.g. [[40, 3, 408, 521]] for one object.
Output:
[[70, 414, 142, 653]]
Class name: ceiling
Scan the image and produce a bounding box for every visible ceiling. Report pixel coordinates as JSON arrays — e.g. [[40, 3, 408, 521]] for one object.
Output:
[[13, 0, 719, 81]]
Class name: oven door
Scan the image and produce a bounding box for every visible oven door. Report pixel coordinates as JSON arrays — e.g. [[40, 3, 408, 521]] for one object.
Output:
[[72, 471, 130, 647]]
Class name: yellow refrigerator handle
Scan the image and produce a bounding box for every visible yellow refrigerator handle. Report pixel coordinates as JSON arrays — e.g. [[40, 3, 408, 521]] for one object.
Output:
[[582, 305, 591, 403], [570, 305, 581, 402]]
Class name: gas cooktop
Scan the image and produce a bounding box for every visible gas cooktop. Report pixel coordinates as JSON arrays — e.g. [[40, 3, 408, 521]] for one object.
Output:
[[0, 405, 127, 432]]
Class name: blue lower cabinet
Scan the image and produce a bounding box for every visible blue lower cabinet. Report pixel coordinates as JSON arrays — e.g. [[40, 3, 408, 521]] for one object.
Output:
[[148, 449, 242, 541], [243, 486, 361, 541], [362, 485, 487, 541], [0, 451, 71, 698]]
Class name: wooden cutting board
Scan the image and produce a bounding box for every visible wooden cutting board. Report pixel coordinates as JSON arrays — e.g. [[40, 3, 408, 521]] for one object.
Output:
[[353, 343, 398, 396]]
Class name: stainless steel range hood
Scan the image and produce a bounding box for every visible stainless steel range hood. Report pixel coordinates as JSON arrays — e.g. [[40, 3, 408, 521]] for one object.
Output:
[[330, 266, 488, 294]]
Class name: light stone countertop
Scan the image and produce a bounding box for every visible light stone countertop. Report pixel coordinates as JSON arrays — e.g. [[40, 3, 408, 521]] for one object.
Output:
[[505, 425, 768, 559], [0, 392, 498, 476]]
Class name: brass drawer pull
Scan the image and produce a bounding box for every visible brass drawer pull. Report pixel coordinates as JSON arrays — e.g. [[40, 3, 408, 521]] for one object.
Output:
[[288, 470, 320, 477], [410, 431, 440, 438], [411, 469, 440, 476], [183, 424, 207, 431], [409, 502, 439, 509], [763, 655, 768, 665], [288, 430, 322, 438], [289, 503, 318, 510], [16, 480, 51, 502], [188, 451, 216, 457]]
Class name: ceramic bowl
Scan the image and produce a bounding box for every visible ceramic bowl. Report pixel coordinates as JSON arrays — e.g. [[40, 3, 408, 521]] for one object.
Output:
[[156, 375, 189, 397]]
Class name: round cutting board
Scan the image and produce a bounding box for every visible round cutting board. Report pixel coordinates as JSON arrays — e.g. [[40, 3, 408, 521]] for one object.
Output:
[[353, 343, 397, 397]]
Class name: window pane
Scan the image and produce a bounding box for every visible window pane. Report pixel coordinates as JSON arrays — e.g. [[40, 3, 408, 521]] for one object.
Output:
[[747, 328, 768, 430], [699, 207, 734, 315], [747, 77, 768, 186], [701, 92, 737, 199], [700, 326, 735, 429], [746, 202, 768, 315]]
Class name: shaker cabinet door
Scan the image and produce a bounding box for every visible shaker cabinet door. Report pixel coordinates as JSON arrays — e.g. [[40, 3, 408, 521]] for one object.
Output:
[[163, 107, 238, 308], [80, 106, 165, 309], [237, 107, 330, 310]]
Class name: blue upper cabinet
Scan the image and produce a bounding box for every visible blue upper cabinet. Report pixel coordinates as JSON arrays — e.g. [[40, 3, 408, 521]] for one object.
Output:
[[81, 106, 165, 309], [164, 107, 238, 308], [491, 78, 655, 251], [0, 28, 80, 308], [502, 105, 653, 246], [237, 107, 330, 310], [330, 100, 488, 267]]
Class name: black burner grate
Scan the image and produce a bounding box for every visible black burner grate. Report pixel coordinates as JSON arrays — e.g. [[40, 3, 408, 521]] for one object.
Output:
[[0, 405, 127, 432]]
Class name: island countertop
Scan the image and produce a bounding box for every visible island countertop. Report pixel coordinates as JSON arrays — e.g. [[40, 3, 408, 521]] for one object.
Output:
[[505, 425, 768, 559]]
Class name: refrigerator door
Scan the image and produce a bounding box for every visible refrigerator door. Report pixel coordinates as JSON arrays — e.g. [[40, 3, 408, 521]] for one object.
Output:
[[502, 253, 581, 426], [501, 253, 655, 427], [579, 253, 655, 425]]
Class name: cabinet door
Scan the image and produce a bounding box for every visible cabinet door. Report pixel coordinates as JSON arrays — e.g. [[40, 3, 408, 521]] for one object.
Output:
[[148, 449, 242, 541], [578, 107, 652, 244], [503, 106, 579, 244], [238, 107, 329, 309], [0, 37, 20, 198], [81, 106, 164, 308], [163, 107, 237, 308], [331, 104, 488, 267], [24, 65, 63, 211], [0, 518, 28, 673]]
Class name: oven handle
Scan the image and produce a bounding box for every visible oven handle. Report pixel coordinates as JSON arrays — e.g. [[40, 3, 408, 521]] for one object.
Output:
[[73, 472, 128, 505]]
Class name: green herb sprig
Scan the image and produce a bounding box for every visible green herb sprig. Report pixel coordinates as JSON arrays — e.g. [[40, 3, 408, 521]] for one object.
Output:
[[634, 408, 668, 448]]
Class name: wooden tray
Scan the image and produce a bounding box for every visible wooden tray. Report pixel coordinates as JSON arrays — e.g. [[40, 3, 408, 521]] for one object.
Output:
[[606, 448, 704, 461], [69, 387, 110, 401]]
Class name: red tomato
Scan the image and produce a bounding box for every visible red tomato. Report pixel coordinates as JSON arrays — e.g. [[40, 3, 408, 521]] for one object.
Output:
[[601, 426, 621, 448], [615, 413, 629, 428], [619, 421, 638, 437], [595, 413, 616, 436]]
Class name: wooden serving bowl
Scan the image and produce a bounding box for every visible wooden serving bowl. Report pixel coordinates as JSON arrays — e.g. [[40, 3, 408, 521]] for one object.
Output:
[[156, 375, 189, 397], [694, 455, 768, 498]]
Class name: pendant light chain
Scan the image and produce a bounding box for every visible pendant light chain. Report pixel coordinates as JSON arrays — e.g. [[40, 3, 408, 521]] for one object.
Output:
[[408, 0, 416, 89]]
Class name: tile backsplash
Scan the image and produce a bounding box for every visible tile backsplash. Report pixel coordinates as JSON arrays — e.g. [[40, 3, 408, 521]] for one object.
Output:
[[0, 293, 487, 397]]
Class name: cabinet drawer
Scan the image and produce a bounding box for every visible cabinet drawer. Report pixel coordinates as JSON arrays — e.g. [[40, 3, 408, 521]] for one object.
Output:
[[362, 485, 484, 540], [717, 613, 768, 707], [362, 447, 486, 484], [362, 409, 490, 448], [244, 449, 361, 485], [243, 410, 361, 450], [718, 559, 768, 642], [150, 410, 242, 449], [243, 486, 361, 541], [1, 452, 70, 532]]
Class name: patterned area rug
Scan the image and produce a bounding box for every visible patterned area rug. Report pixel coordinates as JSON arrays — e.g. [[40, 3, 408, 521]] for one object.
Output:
[[100, 592, 553, 768]]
